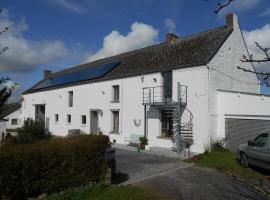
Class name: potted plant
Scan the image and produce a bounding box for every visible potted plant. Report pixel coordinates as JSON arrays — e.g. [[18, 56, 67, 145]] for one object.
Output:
[[139, 136, 148, 150]]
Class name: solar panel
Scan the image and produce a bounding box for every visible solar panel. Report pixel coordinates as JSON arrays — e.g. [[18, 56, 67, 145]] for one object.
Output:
[[33, 61, 121, 90]]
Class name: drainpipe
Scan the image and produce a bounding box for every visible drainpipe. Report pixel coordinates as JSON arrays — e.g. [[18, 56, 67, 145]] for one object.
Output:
[[207, 64, 211, 150], [121, 79, 123, 135], [144, 105, 147, 138]]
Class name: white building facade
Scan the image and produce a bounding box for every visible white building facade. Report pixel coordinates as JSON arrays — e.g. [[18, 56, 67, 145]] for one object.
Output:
[[19, 14, 270, 154]]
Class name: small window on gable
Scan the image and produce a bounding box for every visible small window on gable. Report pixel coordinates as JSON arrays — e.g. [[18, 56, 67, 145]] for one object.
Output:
[[55, 114, 59, 123], [11, 119, 18, 125], [67, 114, 71, 124], [112, 85, 119, 102], [81, 115, 86, 125], [68, 91, 73, 107]]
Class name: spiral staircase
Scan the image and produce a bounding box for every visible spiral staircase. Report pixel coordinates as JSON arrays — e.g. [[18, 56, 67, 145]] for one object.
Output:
[[143, 84, 193, 153]]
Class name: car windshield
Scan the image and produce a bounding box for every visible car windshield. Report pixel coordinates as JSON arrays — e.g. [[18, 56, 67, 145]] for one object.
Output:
[[253, 133, 269, 147]]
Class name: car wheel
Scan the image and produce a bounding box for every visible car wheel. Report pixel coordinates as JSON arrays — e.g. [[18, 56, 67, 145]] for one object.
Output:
[[240, 153, 249, 168]]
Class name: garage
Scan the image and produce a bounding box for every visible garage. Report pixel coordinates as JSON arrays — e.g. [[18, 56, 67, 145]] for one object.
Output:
[[217, 90, 270, 151], [225, 118, 270, 151]]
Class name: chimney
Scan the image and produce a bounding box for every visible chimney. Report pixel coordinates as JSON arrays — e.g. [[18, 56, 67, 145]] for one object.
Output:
[[226, 13, 238, 28], [44, 70, 52, 79], [166, 32, 179, 44]]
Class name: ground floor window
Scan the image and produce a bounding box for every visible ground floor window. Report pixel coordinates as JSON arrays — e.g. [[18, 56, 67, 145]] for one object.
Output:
[[11, 119, 18, 125], [67, 114, 71, 124], [81, 115, 86, 125], [161, 110, 173, 138], [111, 110, 119, 133]]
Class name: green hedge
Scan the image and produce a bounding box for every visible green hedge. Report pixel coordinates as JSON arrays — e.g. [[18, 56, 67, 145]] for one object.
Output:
[[0, 135, 111, 200]]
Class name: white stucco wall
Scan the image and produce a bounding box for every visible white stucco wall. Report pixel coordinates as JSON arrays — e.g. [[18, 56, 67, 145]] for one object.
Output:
[[217, 90, 270, 138], [0, 121, 6, 137], [208, 14, 259, 140], [173, 66, 209, 153], [22, 73, 162, 145], [4, 109, 22, 129], [22, 65, 209, 153]]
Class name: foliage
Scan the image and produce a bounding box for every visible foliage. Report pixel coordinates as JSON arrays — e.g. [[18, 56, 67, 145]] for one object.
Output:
[[14, 119, 51, 144], [139, 137, 148, 144], [194, 151, 264, 179], [45, 185, 170, 200], [0, 135, 111, 199], [210, 137, 228, 152]]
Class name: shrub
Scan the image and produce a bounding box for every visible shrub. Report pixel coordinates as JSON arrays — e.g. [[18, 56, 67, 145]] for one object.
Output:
[[210, 137, 228, 152], [14, 119, 51, 144], [0, 135, 111, 200], [139, 137, 148, 145]]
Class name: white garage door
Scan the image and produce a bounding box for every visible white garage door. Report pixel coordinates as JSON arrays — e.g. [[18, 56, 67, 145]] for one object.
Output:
[[225, 118, 270, 151]]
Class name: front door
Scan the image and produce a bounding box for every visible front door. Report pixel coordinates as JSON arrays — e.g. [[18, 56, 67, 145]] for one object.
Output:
[[90, 111, 99, 134]]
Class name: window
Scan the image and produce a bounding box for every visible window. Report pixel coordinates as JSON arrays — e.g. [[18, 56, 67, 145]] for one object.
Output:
[[67, 114, 71, 124], [112, 85, 119, 102], [68, 91, 73, 107], [253, 133, 269, 147], [161, 110, 173, 138], [55, 114, 59, 123], [11, 119, 18, 125], [111, 110, 119, 133], [81, 115, 86, 125]]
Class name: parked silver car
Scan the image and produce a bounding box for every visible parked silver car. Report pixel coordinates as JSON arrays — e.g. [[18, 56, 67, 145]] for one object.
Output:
[[237, 133, 270, 170]]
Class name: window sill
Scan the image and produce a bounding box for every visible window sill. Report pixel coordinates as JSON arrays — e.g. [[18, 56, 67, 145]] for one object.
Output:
[[55, 122, 59, 124], [157, 136, 172, 140], [109, 131, 120, 135], [110, 100, 120, 103], [81, 124, 86, 127], [66, 123, 71, 125]]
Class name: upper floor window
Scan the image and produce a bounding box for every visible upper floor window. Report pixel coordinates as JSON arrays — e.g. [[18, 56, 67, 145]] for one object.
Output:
[[112, 85, 119, 102], [68, 91, 73, 107], [11, 119, 18, 125]]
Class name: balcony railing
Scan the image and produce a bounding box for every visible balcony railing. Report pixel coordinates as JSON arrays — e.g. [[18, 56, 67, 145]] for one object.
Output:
[[143, 86, 174, 105], [143, 85, 187, 106]]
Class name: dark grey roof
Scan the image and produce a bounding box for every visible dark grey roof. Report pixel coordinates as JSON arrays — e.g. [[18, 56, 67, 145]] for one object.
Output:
[[0, 103, 21, 118], [24, 25, 233, 94]]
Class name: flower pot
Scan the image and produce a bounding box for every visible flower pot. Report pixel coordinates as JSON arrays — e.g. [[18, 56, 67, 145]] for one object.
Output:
[[140, 143, 145, 150]]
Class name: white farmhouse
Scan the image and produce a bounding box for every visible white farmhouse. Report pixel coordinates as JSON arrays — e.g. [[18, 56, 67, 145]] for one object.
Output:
[[20, 13, 270, 153]]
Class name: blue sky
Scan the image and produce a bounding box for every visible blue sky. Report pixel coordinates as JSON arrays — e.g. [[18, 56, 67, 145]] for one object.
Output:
[[0, 0, 270, 100]]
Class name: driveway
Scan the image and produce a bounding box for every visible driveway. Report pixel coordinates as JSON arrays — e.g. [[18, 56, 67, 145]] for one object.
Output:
[[115, 148, 270, 200]]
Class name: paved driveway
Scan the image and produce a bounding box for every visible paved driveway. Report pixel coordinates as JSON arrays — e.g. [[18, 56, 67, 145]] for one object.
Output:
[[115, 148, 269, 200]]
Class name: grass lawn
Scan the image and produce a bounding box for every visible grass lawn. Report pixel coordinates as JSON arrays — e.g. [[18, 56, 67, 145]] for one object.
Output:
[[45, 185, 171, 200], [193, 151, 264, 179]]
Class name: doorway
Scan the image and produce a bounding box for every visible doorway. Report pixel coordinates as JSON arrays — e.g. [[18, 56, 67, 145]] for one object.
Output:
[[35, 104, 45, 126], [90, 111, 99, 134]]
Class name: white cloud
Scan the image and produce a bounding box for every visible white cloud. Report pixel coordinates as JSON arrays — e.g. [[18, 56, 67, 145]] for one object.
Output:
[[0, 9, 70, 73], [165, 18, 176, 32], [260, 8, 270, 16], [85, 22, 158, 62], [49, 0, 86, 13], [243, 24, 270, 73], [218, 0, 262, 16]]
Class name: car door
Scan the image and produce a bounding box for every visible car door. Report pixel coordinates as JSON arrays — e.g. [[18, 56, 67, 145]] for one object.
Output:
[[246, 133, 270, 169]]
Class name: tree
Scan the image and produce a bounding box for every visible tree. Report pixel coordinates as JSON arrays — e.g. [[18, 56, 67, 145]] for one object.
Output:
[[209, 0, 270, 87], [0, 8, 12, 108]]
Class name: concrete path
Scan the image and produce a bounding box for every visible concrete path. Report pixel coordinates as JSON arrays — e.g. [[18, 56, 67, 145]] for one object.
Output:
[[115, 148, 270, 200]]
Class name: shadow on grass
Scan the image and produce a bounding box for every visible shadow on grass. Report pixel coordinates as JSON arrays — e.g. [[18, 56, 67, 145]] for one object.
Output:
[[112, 173, 129, 184]]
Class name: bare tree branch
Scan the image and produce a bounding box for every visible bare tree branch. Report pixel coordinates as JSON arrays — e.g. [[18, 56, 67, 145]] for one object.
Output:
[[213, 0, 236, 14], [241, 42, 270, 63], [237, 66, 270, 87]]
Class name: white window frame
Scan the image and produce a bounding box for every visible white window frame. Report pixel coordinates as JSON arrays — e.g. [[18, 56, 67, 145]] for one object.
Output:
[[68, 91, 73, 107], [112, 85, 120, 102], [67, 114, 71, 124]]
